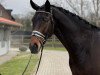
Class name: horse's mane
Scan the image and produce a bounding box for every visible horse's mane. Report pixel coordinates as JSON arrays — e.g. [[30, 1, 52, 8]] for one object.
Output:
[[51, 5, 100, 30]]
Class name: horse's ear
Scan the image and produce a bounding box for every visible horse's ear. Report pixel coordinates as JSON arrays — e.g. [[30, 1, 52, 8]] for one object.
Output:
[[30, 0, 39, 10], [45, 0, 50, 12]]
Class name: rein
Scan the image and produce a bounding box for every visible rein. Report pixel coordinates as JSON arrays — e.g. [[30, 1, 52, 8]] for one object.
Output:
[[31, 31, 46, 75], [35, 45, 44, 75], [22, 11, 53, 75], [22, 31, 45, 75], [22, 54, 32, 75], [32, 11, 53, 75], [22, 43, 44, 75]]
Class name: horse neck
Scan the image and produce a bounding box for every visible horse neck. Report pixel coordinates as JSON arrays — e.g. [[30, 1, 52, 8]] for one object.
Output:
[[52, 7, 78, 33], [52, 7, 93, 55], [52, 7, 78, 49]]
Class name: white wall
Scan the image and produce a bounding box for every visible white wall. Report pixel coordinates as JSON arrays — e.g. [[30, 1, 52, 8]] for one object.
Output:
[[0, 28, 10, 56]]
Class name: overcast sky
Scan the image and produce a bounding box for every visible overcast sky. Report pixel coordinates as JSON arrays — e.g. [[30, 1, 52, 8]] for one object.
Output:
[[1, 0, 54, 15], [1, 0, 70, 16]]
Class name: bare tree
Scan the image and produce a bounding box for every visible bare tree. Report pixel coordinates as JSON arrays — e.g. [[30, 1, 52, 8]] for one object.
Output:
[[65, 0, 80, 15], [13, 12, 35, 31], [65, 0, 89, 18], [62, 0, 100, 27], [92, 0, 100, 26], [80, 0, 84, 16]]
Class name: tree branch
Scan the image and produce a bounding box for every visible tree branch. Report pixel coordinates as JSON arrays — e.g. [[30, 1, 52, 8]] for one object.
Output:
[[65, 0, 80, 15]]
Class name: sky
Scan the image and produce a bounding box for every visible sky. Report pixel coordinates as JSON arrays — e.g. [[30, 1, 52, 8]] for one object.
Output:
[[1, 0, 94, 18], [1, 0, 69, 16], [1, 0, 47, 15]]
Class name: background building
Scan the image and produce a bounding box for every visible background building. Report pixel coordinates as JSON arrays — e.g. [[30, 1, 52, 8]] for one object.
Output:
[[0, 4, 22, 56]]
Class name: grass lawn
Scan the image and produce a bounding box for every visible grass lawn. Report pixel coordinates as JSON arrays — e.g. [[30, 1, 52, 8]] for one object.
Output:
[[0, 52, 39, 75], [44, 47, 66, 51]]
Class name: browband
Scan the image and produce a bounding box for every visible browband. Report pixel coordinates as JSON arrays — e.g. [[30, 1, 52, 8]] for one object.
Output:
[[36, 11, 52, 15]]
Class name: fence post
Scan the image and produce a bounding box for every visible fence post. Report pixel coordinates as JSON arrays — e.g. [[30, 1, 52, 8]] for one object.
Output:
[[52, 35, 56, 48]]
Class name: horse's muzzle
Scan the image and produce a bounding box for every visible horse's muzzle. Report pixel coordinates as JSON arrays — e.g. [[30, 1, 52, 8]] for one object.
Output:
[[29, 43, 39, 54]]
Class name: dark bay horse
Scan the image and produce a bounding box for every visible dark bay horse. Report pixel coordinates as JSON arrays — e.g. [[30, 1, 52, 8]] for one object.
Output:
[[29, 0, 100, 75]]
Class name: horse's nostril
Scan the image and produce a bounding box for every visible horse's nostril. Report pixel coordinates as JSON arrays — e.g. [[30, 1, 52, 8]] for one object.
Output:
[[29, 43, 38, 54]]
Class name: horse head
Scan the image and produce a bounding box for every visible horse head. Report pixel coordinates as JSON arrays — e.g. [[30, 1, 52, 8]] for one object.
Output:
[[29, 0, 54, 54]]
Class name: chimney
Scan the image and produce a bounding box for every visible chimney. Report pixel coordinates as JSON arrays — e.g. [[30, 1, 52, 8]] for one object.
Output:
[[6, 9, 15, 21], [7, 9, 12, 15]]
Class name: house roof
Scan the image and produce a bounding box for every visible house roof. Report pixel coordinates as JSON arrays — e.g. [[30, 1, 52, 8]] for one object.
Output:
[[0, 17, 22, 27]]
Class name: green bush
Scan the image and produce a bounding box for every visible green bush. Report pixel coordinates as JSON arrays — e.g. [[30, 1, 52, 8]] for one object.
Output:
[[19, 46, 27, 52]]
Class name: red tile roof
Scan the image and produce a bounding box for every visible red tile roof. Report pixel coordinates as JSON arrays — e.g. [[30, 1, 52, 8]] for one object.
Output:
[[0, 17, 22, 27]]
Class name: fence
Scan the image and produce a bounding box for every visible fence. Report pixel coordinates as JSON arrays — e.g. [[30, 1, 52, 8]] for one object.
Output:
[[11, 35, 64, 48]]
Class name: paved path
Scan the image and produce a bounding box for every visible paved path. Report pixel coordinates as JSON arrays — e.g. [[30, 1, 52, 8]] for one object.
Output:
[[0, 50, 19, 65], [33, 50, 72, 75]]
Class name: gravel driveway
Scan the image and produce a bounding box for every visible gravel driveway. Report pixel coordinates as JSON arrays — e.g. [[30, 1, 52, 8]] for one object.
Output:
[[33, 50, 72, 75]]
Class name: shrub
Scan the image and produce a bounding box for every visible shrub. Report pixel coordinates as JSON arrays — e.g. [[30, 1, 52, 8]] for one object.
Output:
[[19, 46, 27, 52]]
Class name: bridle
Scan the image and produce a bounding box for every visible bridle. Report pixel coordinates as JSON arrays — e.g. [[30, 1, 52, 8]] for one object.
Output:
[[32, 31, 46, 44], [31, 11, 54, 75], [31, 10, 54, 45], [22, 11, 54, 75]]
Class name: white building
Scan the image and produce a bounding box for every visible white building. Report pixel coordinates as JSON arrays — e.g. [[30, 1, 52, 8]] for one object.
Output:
[[0, 17, 22, 56]]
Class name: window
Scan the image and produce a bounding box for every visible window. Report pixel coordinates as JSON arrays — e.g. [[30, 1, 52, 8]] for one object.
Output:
[[0, 29, 7, 48], [0, 10, 3, 17], [1, 30, 5, 48]]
